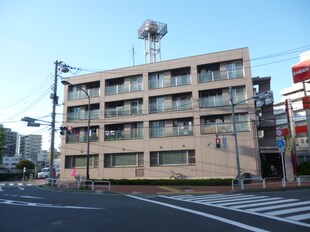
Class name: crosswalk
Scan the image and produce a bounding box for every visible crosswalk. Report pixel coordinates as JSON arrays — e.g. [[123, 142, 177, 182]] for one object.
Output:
[[160, 193, 310, 228], [0, 183, 33, 187]]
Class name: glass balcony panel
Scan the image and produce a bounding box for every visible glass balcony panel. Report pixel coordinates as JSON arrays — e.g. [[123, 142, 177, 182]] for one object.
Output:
[[171, 74, 190, 87], [171, 99, 191, 111], [150, 128, 166, 138], [172, 126, 193, 136], [200, 96, 223, 107]]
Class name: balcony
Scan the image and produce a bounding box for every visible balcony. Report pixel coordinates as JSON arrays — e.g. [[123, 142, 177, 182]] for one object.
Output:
[[68, 87, 100, 100], [201, 122, 249, 134], [105, 106, 143, 118], [66, 133, 99, 144], [104, 129, 143, 141], [150, 126, 193, 138], [67, 109, 100, 121], [198, 69, 244, 83]]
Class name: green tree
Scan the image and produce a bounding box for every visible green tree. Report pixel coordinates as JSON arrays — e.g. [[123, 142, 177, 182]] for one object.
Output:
[[0, 128, 5, 165], [16, 160, 35, 170], [297, 162, 310, 175]]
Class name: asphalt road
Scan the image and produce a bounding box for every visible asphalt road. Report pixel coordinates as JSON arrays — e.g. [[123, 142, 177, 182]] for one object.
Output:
[[1, 183, 310, 232]]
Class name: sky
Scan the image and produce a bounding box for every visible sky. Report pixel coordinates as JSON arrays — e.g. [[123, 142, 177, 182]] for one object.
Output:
[[0, 0, 309, 151]]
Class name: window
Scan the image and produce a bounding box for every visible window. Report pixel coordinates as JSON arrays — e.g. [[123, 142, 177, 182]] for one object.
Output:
[[200, 90, 223, 107], [150, 150, 195, 166], [226, 61, 243, 79], [150, 121, 165, 137], [231, 86, 246, 103], [130, 76, 143, 92], [172, 95, 191, 110], [235, 114, 249, 131], [149, 96, 165, 113], [104, 153, 144, 167], [149, 73, 164, 89], [65, 155, 99, 168]]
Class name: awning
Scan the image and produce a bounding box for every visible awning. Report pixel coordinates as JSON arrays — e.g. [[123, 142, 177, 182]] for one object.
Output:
[[292, 60, 310, 83]]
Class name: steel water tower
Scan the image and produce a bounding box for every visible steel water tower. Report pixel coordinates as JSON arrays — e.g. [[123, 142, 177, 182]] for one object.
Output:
[[138, 19, 167, 63]]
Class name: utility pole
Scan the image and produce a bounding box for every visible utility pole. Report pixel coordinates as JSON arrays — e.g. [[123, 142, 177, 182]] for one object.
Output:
[[49, 60, 59, 179]]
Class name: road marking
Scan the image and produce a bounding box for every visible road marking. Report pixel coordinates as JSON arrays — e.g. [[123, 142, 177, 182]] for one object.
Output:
[[19, 187, 25, 191], [128, 195, 269, 232], [249, 200, 310, 212], [232, 199, 299, 209], [0, 198, 102, 210], [21, 196, 45, 200], [266, 206, 310, 216], [286, 213, 310, 221], [160, 195, 310, 228], [217, 197, 279, 206], [0, 187, 2, 192]]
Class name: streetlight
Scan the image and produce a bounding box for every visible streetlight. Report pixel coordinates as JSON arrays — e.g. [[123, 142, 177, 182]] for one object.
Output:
[[61, 80, 91, 180], [229, 87, 273, 189]]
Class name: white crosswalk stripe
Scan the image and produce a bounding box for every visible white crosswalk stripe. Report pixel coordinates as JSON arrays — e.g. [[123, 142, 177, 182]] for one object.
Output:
[[0, 183, 33, 187], [160, 193, 310, 228]]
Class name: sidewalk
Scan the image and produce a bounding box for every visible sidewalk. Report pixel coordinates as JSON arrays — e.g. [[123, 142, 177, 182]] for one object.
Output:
[[31, 179, 310, 195]]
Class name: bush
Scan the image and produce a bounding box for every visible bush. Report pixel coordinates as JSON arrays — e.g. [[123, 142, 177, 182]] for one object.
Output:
[[297, 162, 310, 175], [97, 178, 232, 186]]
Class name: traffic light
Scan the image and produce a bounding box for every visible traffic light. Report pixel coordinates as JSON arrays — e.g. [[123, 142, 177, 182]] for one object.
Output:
[[216, 138, 221, 148], [60, 126, 67, 135], [67, 125, 73, 135], [60, 126, 73, 135]]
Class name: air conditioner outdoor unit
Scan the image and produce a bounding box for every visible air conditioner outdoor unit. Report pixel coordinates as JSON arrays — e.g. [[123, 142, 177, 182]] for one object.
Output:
[[257, 130, 264, 138]]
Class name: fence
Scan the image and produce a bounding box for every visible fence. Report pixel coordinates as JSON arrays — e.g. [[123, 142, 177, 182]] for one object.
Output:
[[232, 175, 310, 191], [46, 178, 111, 191]]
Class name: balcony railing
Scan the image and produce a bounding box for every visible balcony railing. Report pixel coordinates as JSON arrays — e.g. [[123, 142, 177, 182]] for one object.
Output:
[[198, 69, 243, 83], [66, 134, 99, 144], [149, 74, 190, 89], [105, 129, 143, 141], [150, 126, 193, 138], [201, 122, 249, 134], [199, 97, 230, 108], [68, 88, 100, 100], [105, 107, 143, 118], [105, 83, 142, 95], [67, 109, 100, 121], [171, 74, 191, 87], [150, 100, 191, 113]]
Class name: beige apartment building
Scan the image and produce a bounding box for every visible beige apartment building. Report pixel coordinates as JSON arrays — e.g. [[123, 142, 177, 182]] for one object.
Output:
[[60, 47, 260, 180]]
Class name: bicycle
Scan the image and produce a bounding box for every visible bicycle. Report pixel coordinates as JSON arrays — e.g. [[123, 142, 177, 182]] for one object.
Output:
[[170, 170, 188, 180]]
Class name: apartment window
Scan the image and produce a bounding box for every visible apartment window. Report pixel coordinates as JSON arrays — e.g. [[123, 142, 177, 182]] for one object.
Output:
[[149, 96, 165, 113], [104, 153, 144, 167], [200, 89, 224, 107], [173, 119, 193, 136], [150, 121, 165, 137], [226, 61, 243, 79], [172, 95, 191, 110], [235, 113, 249, 131], [131, 99, 142, 115], [231, 86, 246, 103], [171, 73, 190, 86], [66, 126, 99, 143], [65, 155, 99, 168], [149, 73, 164, 89], [130, 76, 143, 92], [150, 150, 195, 166]]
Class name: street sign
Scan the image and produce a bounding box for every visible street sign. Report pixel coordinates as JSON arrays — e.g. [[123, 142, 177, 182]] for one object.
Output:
[[276, 129, 283, 137], [276, 139, 286, 149]]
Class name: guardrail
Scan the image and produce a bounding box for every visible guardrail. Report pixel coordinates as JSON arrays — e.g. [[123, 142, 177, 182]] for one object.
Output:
[[231, 176, 310, 191], [297, 175, 310, 186], [46, 178, 111, 191]]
